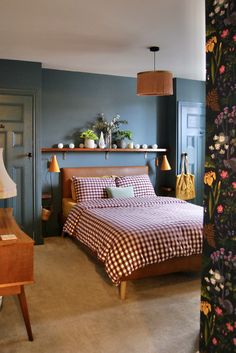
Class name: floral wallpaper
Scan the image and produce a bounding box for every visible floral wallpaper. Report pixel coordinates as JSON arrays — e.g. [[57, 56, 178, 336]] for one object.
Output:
[[200, 1, 236, 352]]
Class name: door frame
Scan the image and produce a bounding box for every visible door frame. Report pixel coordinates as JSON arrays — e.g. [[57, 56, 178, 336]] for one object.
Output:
[[177, 101, 205, 172], [0, 88, 43, 244]]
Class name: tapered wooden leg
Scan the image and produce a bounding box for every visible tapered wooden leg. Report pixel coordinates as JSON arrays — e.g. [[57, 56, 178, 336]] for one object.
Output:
[[17, 286, 33, 341], [119, 281, 127, 300], [0, 296, 3, 310]]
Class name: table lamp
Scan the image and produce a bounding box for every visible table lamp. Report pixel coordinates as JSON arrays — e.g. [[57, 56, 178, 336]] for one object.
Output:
[[48, 154, 60, 196], [0, 147, 17, 200], [0, 147, 17, 310]]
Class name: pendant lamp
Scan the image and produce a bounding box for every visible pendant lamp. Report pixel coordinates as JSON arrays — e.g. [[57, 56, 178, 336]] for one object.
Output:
[[137, 47, 173, 96]]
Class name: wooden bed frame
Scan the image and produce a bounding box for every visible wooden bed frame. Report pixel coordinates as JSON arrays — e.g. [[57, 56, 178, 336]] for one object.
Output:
[[61, 166, 201, 299]]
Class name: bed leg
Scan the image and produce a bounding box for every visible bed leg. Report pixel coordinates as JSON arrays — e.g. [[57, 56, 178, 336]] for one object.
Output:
[[119, 281, 127, 300]]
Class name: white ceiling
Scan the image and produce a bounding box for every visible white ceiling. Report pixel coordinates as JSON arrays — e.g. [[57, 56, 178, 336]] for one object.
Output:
[[0, 0, 205, 80]]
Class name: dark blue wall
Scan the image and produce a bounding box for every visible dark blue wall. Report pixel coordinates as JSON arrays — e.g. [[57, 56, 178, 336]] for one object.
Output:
[[41, 69, 163, 235], [0, 60, 205, 237], [42, 69, 157, 147]]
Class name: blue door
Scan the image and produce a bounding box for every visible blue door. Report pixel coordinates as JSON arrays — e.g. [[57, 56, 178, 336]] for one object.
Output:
[[0, 94, 34, 236], [178, 101, 205, 206]]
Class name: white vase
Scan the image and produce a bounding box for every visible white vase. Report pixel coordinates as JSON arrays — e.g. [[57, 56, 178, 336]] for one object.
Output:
[[98, 132, 106, 149], [120, 139, 127, 149], [84, 139, 95, 148]]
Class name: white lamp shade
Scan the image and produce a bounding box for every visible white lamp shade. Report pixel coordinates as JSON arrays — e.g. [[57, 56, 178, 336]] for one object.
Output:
[[0, 148, 17, 199]]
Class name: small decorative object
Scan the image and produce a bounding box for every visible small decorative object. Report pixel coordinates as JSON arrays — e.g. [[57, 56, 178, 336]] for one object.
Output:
[[142, 144, 148, 149], [98, 131, 106, 149], [135, 144, 140, 149], [80, 129, 98, 149], [41, 207, 52, 221], [79, 143, 84, 148], [112, 144, 117, 149], [69, 143, 75, 149], [58, 143, 64, 149], [127, 141, 134, 149], [152, 144, 158, 149]]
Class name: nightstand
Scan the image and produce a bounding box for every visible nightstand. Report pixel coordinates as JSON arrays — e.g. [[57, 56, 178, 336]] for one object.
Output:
[[0, 208, 34, 341], [159, 186, 175, 197]]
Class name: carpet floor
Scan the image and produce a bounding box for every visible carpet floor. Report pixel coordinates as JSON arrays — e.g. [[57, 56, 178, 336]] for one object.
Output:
[[0, 237, 200, 353]]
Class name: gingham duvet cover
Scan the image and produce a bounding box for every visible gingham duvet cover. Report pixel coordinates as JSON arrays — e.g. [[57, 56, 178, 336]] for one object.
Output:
[[63, 196, 203, 284]]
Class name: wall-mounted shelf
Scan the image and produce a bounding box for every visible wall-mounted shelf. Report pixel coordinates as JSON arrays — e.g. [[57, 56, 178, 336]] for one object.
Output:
[[41, 147, 167, 152], [41, 147, 167, 160]]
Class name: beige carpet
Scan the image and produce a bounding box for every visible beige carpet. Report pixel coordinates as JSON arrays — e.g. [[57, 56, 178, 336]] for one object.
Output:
[[0, 237, 200, 353]]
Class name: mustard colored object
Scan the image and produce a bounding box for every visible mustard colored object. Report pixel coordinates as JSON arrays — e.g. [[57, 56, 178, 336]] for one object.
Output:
[[49, 155, 60, 173], [161, 155, 171, 171], [137, 47, 173, 96], [176, 154, 195, 200]]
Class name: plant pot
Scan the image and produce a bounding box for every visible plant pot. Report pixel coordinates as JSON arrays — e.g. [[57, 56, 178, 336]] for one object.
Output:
[[116, 139, 127, 148], [84, 139, 95, 148]]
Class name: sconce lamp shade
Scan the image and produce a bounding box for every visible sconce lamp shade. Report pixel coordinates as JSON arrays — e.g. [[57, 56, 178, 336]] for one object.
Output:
[[49, 155, 60, 173], [0, 148, 17, 199], [137, 71, 173, 96], [161, 155, 171, 171]]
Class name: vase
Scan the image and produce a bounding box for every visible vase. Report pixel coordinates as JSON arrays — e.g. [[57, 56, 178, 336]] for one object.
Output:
[[98, 132, 106, 149], [116, 139, 127, 148], [84, 139, 95, 148], [105, 131, 112, 148]]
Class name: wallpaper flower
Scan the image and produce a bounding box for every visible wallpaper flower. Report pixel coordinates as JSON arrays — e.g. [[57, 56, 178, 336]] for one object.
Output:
[[200, 1, 236, 352]]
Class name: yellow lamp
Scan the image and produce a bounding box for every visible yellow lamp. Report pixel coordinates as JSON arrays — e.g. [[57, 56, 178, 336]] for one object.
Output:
[[49, 155, 60, 173], [161, 155, 171, 171]]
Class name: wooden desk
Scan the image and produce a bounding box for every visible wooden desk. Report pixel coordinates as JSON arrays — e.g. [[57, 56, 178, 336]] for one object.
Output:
[[0, 208, 34, 341]]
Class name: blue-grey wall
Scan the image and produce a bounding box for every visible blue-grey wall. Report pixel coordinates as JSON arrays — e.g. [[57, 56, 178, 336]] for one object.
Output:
[[41, 69, 164, 235], [0, 60, 205, 238]]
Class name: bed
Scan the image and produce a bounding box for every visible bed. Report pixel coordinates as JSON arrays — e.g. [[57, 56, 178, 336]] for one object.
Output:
[[61, 166, 203, 299]]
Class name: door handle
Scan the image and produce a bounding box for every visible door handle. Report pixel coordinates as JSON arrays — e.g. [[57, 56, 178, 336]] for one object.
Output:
[[27, 152, 32, 159]]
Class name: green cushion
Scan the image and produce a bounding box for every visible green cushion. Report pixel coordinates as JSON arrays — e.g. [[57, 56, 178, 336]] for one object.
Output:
[[106, 186, 134, 199]]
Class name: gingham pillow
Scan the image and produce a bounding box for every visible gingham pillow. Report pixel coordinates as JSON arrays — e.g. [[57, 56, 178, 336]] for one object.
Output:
[[72, 176, 116, 202], [115, 174, 155, 197]]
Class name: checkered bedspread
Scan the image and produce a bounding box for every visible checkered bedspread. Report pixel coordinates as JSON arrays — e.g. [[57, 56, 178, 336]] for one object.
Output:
[[63, 196, 203, 284]]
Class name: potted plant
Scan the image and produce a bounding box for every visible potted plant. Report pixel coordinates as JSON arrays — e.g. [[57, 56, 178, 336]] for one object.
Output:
[[114, 130, 133, 148], [80, 129, 98, 148]]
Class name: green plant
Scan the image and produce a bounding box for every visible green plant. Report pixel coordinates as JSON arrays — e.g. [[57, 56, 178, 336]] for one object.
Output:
[[114, 130, 133, 140], [92, 114, 128, 134], [80, 129, 98, 140]]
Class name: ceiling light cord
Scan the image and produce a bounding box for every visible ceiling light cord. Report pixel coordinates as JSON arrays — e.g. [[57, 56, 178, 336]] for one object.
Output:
[[150, 46, 159, 72]]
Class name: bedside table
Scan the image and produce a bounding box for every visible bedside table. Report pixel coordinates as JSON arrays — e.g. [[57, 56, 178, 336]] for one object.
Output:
[[0, 208, 34, 341], [159, 186, 175, 197]]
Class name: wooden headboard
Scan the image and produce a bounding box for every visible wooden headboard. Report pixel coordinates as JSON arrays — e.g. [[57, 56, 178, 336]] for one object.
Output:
[[61, 166, 149, 198]]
